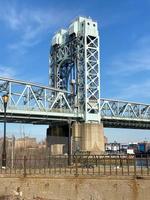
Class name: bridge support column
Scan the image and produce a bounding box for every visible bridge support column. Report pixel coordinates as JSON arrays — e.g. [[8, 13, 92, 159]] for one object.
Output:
[[72, 122, 105, 154], [46, 124, 69, 155]]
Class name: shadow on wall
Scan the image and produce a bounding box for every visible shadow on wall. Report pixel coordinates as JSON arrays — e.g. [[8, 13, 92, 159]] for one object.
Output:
[[0, 195, 64, 200], [0, 185, 105, 200], [0, 196, 98, 200], [0, 196, 12, 200]]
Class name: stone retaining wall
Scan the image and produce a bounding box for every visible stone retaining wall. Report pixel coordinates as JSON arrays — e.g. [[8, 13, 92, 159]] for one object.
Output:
[[0, 175, 149, 200]]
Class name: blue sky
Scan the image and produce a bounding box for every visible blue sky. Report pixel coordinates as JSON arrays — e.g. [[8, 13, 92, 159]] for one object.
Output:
[[0, 0, 150, 142]]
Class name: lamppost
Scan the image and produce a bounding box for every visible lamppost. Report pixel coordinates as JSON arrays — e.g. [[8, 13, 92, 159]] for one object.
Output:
[[2, 94, 9, 169]]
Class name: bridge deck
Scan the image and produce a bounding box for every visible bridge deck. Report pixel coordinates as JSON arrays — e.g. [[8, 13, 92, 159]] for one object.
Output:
[[0, 77, 150, 128]]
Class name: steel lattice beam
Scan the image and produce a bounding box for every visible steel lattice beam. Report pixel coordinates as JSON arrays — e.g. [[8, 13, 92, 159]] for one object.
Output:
[[0, 77, 150, 128], [0, 77, 83, 123], [50, 17, 100, 122]]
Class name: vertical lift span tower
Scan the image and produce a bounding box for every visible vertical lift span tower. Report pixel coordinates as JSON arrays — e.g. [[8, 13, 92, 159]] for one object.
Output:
[[48, 17, 104, 154]]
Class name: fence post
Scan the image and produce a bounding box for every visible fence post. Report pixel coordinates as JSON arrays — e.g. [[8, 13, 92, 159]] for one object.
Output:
[[147, 154, 149, 175], [68, 120, 72, 166], [104, 155, 106, 175], [75, 155, 78, 176], [109, 155, 111, 175], [141, 154, 143, 175], [127, 155, 129, 175], [134, 155, 136, 177], [29, 155, 31, 175], [23, 155, 27, 177], [115, 156, 117, 175]]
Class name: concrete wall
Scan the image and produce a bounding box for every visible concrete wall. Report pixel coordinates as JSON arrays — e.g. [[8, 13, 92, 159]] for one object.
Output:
[[47, 122, 105, 155], [0, 175, 150, 200], [72, 122, 105, 154]]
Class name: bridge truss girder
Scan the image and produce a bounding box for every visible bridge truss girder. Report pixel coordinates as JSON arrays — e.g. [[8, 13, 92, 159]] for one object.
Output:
[[0, 77, 83, 123], [0, 77, 150, 129], [101, 98, 150, 129]]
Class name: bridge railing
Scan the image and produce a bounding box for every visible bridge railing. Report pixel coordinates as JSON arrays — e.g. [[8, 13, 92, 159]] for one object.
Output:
[[101, 98, 150, 119], [0, 77, 74, 114], [1, 77, 150, 123], [0, 154, 149, 177]]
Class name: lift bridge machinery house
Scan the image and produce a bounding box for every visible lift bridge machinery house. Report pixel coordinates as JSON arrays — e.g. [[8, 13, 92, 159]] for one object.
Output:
[[0, 17, 150, 152]]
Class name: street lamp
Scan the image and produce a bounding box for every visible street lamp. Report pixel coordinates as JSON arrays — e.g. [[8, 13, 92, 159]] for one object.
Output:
[[2, 94, 9, 169]]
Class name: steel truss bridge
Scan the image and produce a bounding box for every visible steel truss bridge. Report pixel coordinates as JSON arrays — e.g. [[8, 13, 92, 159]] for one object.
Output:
[[0, 77, 150, 129], [0, 17, 150, 129]]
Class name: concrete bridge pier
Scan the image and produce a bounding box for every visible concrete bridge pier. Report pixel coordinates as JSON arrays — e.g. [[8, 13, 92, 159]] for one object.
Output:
[[46, 122, 105, 156], [72, 122, 105, 154], [46, 124, 69, 155]]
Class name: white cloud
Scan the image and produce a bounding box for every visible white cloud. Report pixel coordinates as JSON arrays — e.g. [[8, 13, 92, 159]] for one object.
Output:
[[0, 65, 16, 78], [0, 3, 75, 52]]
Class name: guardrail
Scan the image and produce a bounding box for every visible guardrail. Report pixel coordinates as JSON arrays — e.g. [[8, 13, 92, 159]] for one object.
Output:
[[0, 155, 149, 177]]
